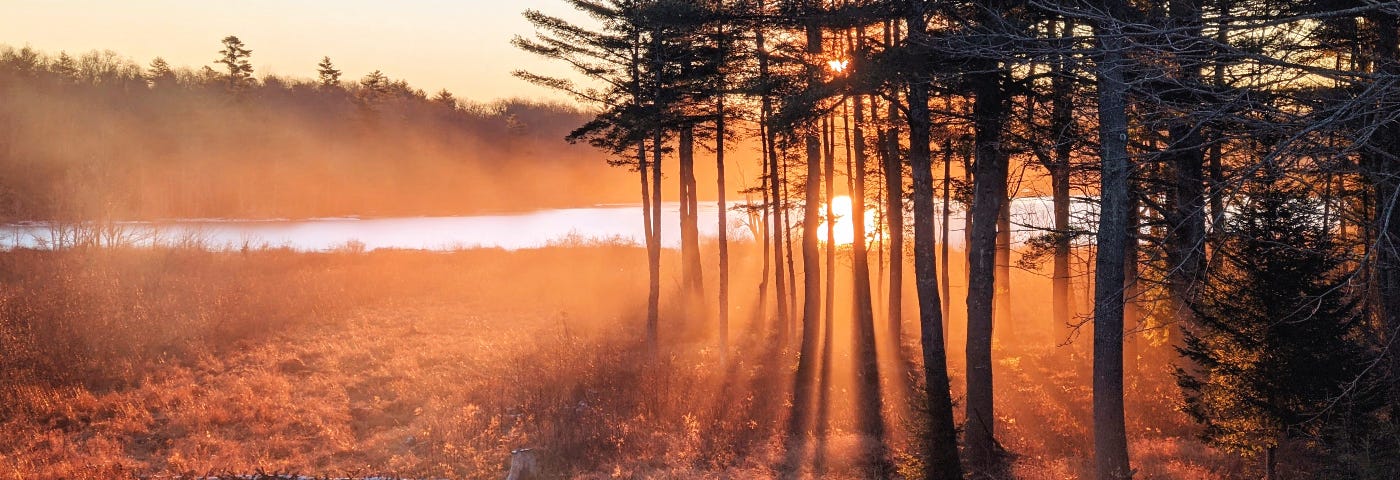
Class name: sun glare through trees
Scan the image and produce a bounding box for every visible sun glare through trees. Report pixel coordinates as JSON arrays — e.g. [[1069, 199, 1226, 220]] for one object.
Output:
[[819, 195, 874, 246]]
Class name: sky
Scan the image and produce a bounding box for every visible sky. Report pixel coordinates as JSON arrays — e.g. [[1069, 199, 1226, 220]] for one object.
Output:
[[0, 0, 590, 103]]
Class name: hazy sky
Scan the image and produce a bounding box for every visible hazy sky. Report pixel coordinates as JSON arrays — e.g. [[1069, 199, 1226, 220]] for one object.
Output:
[[0, 0, 590, 103]]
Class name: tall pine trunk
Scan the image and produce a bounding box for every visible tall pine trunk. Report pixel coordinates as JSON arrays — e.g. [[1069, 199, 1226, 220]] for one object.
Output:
[[851, 93, 886, 467], [785, 116, 824, 461], [756, 7, 789, 344], [1052, 162, 1072, 344], [640, 140, 659, 353], [1050, 18, 1075, 347], [647, 35, 665, 357], [716, 99, 729, 362], [1162, 0, 1207, 357], [680, 125, 705, 312], [817, 112, 836, 469], [905, 6, 962, 479], [785, 153, 799, 335], [649, 128, 664, 355], [885, 92, 905, 348], [874, 96, 888, 321], [965, 50, 1008, 478], [941, 142, 953, 343], [1364, 8, 1400, 426], [995, 186, 1012, 345], [786, 26, 825, 467], [1092, 4, 1133, 476], [1123, 189, 1139, 374], [883, 18, 905, 347], [963, 145, 974, 288], [823, 115, 836, 355], [1208, 0, 1229, 235], [759, 124, 773, 328]]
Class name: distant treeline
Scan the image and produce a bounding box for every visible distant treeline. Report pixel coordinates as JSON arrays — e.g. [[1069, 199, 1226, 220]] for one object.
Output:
[[0, 42, 627, 221]]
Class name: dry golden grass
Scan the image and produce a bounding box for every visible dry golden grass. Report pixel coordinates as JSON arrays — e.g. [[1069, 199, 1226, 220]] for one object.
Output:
[[0, 246, 792, 479], [0, 245, 1238, 479]]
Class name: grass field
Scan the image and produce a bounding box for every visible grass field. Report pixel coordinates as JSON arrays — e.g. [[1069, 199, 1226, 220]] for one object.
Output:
[[0, 245, 1238, 479]]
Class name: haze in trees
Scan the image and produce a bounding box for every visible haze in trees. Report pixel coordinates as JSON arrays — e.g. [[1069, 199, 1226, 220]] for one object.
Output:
[[0, 43, 637, 221]]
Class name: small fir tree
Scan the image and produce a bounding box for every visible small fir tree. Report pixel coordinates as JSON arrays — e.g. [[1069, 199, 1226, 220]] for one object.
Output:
[[1177, 164, 1366, 478]]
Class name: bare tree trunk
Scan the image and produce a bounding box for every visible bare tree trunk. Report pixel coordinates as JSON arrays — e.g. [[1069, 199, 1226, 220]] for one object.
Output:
[[799, 122, 823, 400], [1163, 0, 1207, 357], [1364, 8, 1400, 427], [1124, 190, 1139, 375], [885, 92, 905, 348], [716, 99, 729, 363], [941, 142, 953, 344], [785, 154, 799, 337], [823, 115, 836, 352], [760, 125, 773, 327], [786, 28, 825, 468], [1092, 5, 1133, 477], [757, 12, 790, 344], [995, 186, 1012, 346], [680, 124, 705, 313], [1265, 446, 1277, 480], [1052, 162, 1073, 345], [1082, 242, 1096, 317], [850, 93, 886, 467], [965, 48, 1009, 479], [649, 129, 664, 355], [883, 16, 905, 347], [1208, 0, 1229, 235], [816, 112, 837, 473], [874, 94, 888, 321], [785, 114, 824, 468], [1050, 18, 1075, 347], [963, 145, 974, 296], [905, 6, 962, 480], [639, 140, 658, 351]]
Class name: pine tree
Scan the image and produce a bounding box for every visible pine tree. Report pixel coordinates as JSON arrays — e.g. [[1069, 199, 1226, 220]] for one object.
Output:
[[215, 35, 254, 94], [146, 57, 176, 88], [1176, 165, 1365, 479], [1091, 1, 1135, 477], [316, 56, 342, 90], [432, 89, 457, 109], [51, 52, 78, 83], [357, 70, 390, 110], [515, 0, 680, 355]]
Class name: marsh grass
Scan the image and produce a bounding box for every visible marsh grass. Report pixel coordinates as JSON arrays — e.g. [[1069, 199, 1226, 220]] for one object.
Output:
[[0, 245, 1233, 479], [0, 246, 793, 479]]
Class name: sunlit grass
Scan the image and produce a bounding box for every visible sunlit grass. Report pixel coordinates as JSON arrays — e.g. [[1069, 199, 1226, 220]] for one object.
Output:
[[0, 244, 1228, 479]]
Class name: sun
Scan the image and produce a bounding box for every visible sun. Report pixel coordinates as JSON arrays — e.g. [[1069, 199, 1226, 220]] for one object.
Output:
[[819, 195, 871, 246]]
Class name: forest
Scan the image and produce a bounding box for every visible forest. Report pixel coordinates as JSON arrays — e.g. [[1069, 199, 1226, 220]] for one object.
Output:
[[0, 41, 626, 221], [511, 0, 1400, 478], [2, 0, 1399, 479]]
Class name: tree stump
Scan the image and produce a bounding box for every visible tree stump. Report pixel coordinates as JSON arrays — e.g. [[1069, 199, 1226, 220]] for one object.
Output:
[[505, 448, 539, 480]]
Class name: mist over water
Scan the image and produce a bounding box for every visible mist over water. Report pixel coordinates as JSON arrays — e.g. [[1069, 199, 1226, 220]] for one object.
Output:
[[0, 197, 1096, 251], [0, 202, 743, 251]]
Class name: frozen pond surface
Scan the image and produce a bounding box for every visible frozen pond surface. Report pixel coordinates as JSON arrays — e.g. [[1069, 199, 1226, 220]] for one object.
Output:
[[1, 198, 1095, 252]]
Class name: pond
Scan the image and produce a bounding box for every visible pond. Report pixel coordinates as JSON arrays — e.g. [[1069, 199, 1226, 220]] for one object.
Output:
[[0, 198, 1092, 251]]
